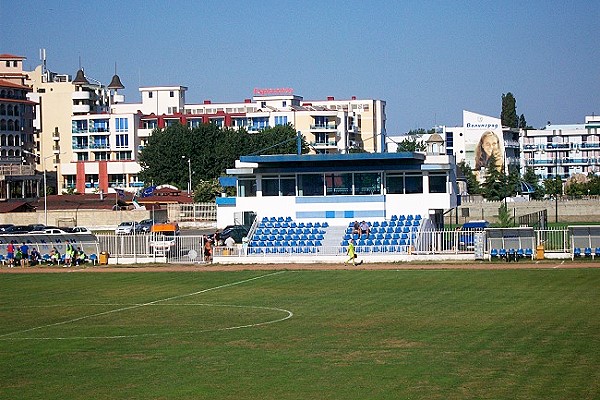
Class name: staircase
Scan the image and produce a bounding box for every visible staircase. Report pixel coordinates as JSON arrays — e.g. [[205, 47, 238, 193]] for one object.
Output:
[[322, 225, 347, 248]]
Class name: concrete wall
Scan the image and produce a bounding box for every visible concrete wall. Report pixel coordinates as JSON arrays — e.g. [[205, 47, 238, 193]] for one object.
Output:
[[0, 209, 168, 230], [447, 198, 600, 225]]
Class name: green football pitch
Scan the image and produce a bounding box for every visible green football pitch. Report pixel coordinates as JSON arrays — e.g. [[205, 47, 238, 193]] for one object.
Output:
[[1, 269, 599, 399]]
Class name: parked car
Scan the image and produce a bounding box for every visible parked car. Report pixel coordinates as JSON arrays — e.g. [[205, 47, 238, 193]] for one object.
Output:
[[67, 226, 92, 234], [4, 225, 30, 234], [0, 224, 14, 233], [115, 221, 137, 235], [219, 225, 250, 244], [136, 219, 155, 233], [26, 224, 46, 232]]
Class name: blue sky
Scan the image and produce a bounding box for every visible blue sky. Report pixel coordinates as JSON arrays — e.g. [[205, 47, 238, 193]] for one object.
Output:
[[2, 0, 599, 134]]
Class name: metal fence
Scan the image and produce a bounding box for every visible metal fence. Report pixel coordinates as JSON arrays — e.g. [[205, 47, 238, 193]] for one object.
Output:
[[0, 228, 572, 264], [167, 203, 216, 222], [96, 233, 207, 263], [78, 227, 573, 264]]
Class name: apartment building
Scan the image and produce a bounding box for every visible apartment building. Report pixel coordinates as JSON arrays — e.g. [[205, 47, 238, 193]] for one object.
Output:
[[0, 53, 38, 200], [21, 54, 386, 195], [520, 115, 600, 181]]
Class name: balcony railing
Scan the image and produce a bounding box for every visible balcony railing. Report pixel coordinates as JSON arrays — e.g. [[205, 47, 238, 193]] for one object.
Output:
[[310, 124, 338, 130], [89, 143, 110, 149], [544, 143, 571, 151], [580, 142, 600, 149], [0, 164, 35, 176]]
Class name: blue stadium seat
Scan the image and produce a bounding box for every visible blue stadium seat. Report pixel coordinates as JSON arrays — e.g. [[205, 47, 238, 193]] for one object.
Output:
[[584, 247, 592, 257], [499, 248, 507, 260], [490, 248, 498, 258], [390, 215, 398, 221], [525, 248, 533, 258], [595, 248, 600, 258], [573, 247, 582, 257]]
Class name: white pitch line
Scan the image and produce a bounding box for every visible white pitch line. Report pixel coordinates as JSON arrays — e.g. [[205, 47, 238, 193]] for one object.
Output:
[[0, 303, 294, 340], [0, 271, 287, 340]]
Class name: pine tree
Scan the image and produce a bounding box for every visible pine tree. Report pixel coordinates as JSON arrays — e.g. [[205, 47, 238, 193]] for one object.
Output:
[[501, 93, 518, 128]]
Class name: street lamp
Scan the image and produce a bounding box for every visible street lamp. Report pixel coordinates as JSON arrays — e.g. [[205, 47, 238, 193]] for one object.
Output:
[[23, 150, 60, 225], [181, 155, 191, 194]]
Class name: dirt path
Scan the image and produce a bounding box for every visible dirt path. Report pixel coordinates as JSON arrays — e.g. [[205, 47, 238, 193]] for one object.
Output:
[[1, 260, 597, 273]]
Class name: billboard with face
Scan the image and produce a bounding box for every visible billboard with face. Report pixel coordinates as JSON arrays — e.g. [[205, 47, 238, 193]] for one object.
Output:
[[463, 111, 504, 179]]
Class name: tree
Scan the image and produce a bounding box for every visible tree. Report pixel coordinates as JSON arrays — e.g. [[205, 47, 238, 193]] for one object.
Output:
[[543, 176, 563, 197], [522, 166, 544, 199], [139, 123, 307, 192], [193, 178, 223, 202], [501, 92, 518, 128], [497, 201, 514, 227], [396, 136, 427, 152], [518, 114, 527, 129], [481, 153, 512, 200], [457, 160, 481, 195]]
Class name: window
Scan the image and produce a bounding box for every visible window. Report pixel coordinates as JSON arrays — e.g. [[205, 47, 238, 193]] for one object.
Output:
[[385, 175, 404, 194], [428, 173, 447, 193], [280, 176, 296, 196], [116, 134, 129, 148], [64, 175, 76, 188], [115, 118, 129, 132], [72, 120, 88, 133], [325, 173, 352, 195], [282, 101, 287, 107], [142, 120, 157, 129], [238, 178, 257, 197], [298, 174, 324, 196], [188, 118, 202, 129], [355, 173, 381, 195], [148, 92, 153, 98], [77, 153, 89, 161], [170, 91, 174, 97], [405, 174, 423, 194], [116, 151, 132, 160], [274, 116, 288, 126], [386, 173, 423, 194], [94, 152, 109, 161], [262, 177, 279, 196]]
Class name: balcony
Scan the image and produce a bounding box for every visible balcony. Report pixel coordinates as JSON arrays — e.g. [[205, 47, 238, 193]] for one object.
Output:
[[544, 143, 571, 151], [526, 159, 559, 166], [248, 125, 270, 133], [580, 142, 600, 149], [310, 140, 338, 149], [72, 91, 91, 100], [310, 124, 338, 131], [522, 144, 538, 151], [89, 143, 110, 149], [72, 104, 90, 114]]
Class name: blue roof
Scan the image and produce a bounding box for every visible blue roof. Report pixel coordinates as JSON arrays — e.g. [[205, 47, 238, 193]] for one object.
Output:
[[237, 152, 426, 174], [240, 152, 424, 164]]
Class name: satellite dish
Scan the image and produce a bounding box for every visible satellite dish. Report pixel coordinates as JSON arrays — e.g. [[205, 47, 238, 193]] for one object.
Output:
[[188, 249, 198, 260]]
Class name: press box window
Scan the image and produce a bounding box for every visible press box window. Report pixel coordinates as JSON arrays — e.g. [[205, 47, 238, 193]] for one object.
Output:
[[238, 178, 257, 197], [298, 174, 324, 196], [405, 174, 423, 194], [355, 172, 381, 195], [428, 173, 447, 193]]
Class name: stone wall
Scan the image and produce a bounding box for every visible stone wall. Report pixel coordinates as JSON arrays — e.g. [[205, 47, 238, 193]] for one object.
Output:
[[0, 209, 168, 230], [446, 198, 600, 225]]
